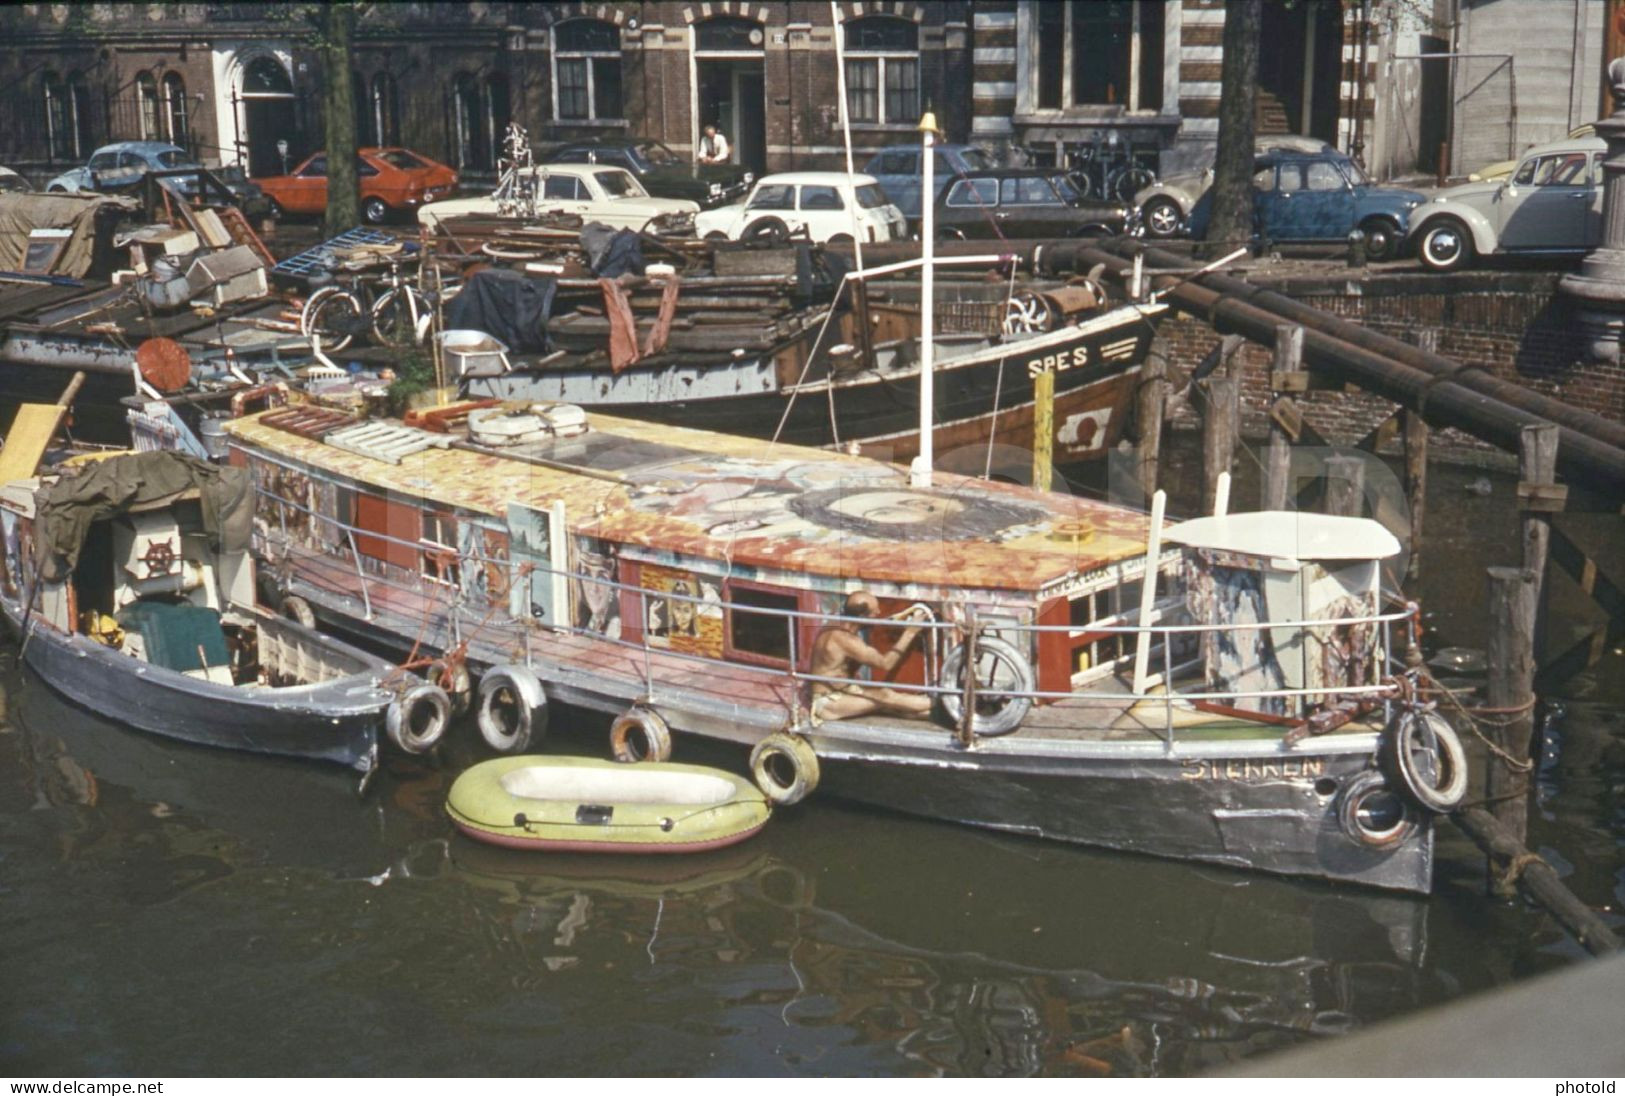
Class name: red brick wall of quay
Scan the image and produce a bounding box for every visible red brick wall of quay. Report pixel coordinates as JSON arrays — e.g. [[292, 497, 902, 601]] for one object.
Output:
[[1151, 272, 1623, 457]]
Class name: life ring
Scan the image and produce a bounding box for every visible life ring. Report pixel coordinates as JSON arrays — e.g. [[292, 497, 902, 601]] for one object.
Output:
[[610, 705, 673, 763], [386, 682, 452, 755], [1336, 769, 1418, 848], [425, 657, 472, 717], [280, 594, 316, 629], [936, 635, 1035, 738], [750, 732, 820, 806], [476, 664, 548, 753], [1383, 709, 1468, 814]]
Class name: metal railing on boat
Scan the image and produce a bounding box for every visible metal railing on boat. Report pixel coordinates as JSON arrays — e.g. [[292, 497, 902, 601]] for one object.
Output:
[[254, 481, 1413, 748]]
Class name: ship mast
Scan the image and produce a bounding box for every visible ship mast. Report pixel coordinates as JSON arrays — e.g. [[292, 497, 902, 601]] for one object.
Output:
[[912, 109, 941, 489]]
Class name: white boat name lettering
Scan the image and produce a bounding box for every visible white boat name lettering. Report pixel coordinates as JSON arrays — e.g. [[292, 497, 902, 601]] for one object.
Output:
[[1026, 345, 1090, 378], [1180, 758, 1327, 781]]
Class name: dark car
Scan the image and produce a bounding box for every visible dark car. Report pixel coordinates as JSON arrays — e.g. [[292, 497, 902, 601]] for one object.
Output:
[[934, 170, 1132, 241], [863, 143, 992, 222], [538, 136, 751, 208], [1185, 145, 1425, 260]]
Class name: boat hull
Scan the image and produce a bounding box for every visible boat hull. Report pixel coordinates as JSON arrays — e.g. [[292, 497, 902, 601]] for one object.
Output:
[[464, 311, 1152, 462], [4, 607, 394, 773]]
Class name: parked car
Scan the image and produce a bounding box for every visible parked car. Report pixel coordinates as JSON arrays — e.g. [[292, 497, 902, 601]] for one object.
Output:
[[862, 143, 993, 222], [538, 136, 751, 208], [1132, 135, 1333, 239], [0, 167, 33, 194], [1410, 135, 1605, 273], [45, 141, 265, 211], [1186, 144, 1425, 259], [419, 163, 697, 233], [693, 172, 907, 243], [1468, 125, 1596, 183], [933, 170, 1131, 240], [255, 147, 458, 224]]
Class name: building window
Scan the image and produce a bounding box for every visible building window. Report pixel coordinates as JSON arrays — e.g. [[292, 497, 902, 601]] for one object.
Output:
[[553, 18, 622, 121], [163, 72, 189, 145], [371, 72, 398, 146], [44, 72, 87, 162], [843, 16, 919, 125], [1031, 0, 1165, 113], [136, 73, 160, 140]]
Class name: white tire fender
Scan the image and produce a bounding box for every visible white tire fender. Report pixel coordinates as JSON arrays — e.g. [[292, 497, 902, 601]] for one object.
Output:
[[476, 664, 548, 753]]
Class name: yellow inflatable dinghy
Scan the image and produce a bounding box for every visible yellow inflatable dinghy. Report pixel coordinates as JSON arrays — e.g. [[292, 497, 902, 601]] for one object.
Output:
[[446, 755, 770, 853]]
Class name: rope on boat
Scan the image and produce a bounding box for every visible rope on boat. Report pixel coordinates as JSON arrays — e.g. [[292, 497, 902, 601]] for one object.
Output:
[[1419, 669, 1536, 774]]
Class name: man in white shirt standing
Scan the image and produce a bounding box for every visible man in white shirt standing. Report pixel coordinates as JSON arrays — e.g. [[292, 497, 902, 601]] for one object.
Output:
[[696, 123, 731, 165]]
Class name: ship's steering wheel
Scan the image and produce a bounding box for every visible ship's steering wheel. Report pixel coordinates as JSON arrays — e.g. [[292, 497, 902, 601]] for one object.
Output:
[[140, 539, 177, 578]]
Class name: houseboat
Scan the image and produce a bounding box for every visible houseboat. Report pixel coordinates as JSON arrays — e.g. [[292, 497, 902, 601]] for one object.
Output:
[[0, 449, 441, 776], [221, 402, 1451, 891]]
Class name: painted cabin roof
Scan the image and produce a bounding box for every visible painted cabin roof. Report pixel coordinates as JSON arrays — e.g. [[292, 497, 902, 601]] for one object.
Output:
[[224, 410, 1157, 593]]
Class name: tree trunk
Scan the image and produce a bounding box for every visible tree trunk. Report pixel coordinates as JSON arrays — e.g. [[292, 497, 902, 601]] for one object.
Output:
[[1206, 0, 1262, 254], [321, 2, 360, 238]]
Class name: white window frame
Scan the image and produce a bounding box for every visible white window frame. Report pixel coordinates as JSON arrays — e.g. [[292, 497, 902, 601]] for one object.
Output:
[[551, 19, 622, 122], [842, 18, 919, 128], [1017, 0, 1175, 118], [136, 73, 160, 140], [162, 73, 189, 144]]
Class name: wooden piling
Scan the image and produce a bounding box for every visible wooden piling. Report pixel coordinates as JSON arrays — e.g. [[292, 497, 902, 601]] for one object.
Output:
[[1517, 423, 1561, 604], [1403, 330, 1436, 585], [1485, 566, 1538, 868], [1135, 337, 1169, 499], [1200, 375, 1239, 515], [1032, 366, 1054, 493], [1263, 323, 1304, 510], [1324, 454, 1365, 517], [1452, 807, 1621, 956]]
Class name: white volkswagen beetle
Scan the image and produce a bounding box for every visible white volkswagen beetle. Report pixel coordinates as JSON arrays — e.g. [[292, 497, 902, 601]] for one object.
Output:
[[1410, 136, 1605, 272], [694, 172, 908, 243], [419, 163, 697, 233]]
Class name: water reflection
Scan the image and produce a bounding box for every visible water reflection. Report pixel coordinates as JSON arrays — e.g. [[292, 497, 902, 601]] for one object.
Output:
[[4, 644, 1615, 1077]]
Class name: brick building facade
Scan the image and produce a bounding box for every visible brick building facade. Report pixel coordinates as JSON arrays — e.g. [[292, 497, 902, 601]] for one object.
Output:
[[0, 1, 1611, 184]]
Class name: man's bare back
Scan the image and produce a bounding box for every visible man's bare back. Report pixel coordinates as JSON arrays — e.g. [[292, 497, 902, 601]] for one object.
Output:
[[808, 591, 932, 723]]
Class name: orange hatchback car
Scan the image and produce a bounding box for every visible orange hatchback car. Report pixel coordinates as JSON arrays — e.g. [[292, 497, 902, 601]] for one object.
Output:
[[256, 147, 459, 224]]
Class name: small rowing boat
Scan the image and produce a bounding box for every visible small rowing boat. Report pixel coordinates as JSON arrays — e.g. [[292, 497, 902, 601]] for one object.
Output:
[[446, 755, 770, 854]]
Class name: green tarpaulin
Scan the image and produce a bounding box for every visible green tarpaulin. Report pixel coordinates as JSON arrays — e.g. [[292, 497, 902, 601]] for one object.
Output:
[[33, 450, 253, 583]]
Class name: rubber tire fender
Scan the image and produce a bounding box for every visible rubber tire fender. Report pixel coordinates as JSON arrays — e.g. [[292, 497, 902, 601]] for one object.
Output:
[[1336, 769, 1418, 848], [750, 732, 820, 807], [280, 594, 316, 629], [426, 657, 472, 717], [1383, 709, 1468, 814], [476, 664, 548, 753], [936, 635, 1035, 738], [386, 682, 452, 755], [610, 705, 673, 763]]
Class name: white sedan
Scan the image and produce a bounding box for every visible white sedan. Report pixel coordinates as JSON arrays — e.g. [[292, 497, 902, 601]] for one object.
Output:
[[419, 163, 697, 232], [694, 172, 908, 244]]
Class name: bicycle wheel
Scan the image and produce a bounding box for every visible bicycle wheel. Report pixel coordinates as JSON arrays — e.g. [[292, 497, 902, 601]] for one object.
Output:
[[301, 286, 365, 354], [371, 286, 427, 349], [1111, 166, 1156, 204]]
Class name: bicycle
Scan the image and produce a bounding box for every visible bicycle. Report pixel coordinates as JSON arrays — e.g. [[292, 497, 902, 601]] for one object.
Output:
[[300, 248, 455, 353], [1063, 131, 1159, 204]]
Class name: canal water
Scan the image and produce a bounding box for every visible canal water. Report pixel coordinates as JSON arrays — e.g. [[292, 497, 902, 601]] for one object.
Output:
[[1, 448, 1620, 1077]]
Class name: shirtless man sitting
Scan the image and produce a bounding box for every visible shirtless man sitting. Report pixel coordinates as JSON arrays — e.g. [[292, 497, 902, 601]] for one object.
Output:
[[807, 590, 933, 723]]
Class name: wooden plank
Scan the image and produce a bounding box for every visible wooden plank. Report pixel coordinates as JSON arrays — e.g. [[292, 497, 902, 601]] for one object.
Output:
[[1263, 323, 1303, 510], [0, 404, 65, 483], [1200, 375, 1239, 513]]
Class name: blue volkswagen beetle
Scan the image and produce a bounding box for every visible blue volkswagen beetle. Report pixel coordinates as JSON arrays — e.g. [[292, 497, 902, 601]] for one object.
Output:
[[1187, 144, 1425, 260]]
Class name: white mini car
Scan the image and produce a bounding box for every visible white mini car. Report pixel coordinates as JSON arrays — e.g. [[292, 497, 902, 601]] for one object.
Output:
[[419, 163, 697, 232], [694, 172, 908, 244]]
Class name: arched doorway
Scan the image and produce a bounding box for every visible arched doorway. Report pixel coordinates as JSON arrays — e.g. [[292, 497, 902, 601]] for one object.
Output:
[[236, 54, 300, 177], [692, 16, 766, 177]]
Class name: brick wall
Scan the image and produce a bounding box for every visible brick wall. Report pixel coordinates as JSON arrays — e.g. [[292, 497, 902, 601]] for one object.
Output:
[[1154, 271, 1621, 458]]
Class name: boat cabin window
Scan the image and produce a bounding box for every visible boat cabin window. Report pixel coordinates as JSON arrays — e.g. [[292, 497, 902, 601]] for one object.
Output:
[[726, 584, 799, 665], [420, 511, 460, 587], [1064, 564, 1186, 684]]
